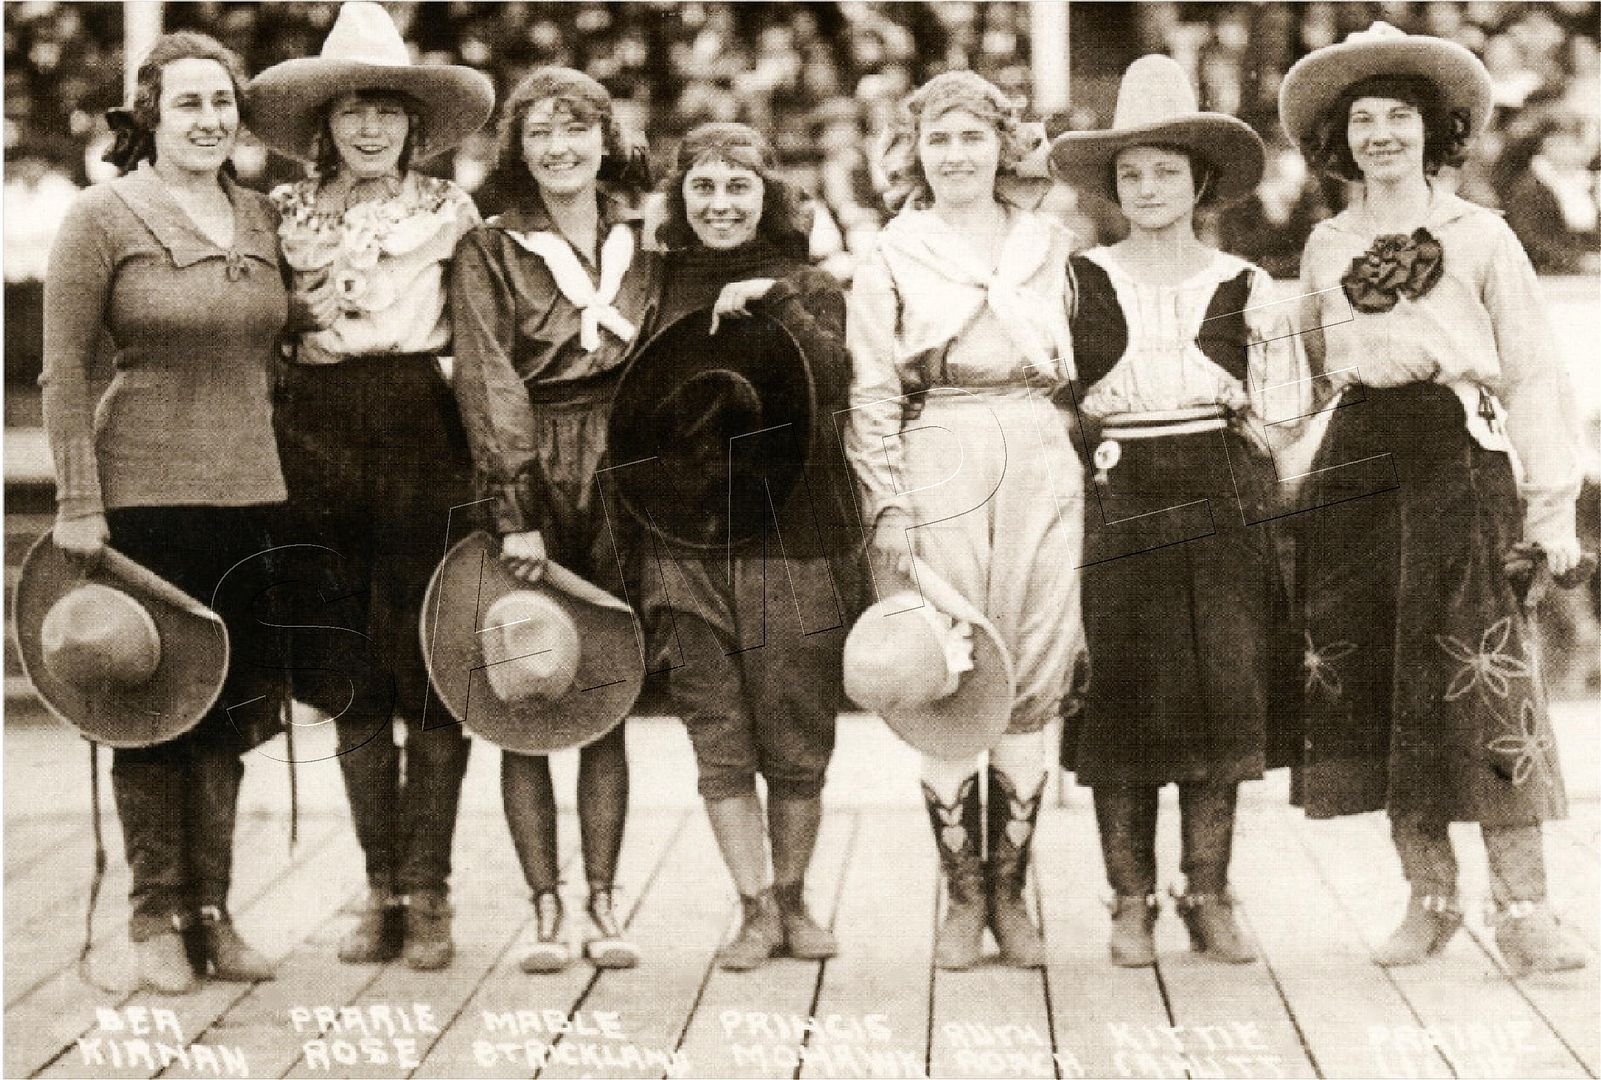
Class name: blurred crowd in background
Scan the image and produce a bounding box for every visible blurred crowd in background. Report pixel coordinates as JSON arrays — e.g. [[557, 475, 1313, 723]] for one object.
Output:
[[5, 2, 1601, 680]]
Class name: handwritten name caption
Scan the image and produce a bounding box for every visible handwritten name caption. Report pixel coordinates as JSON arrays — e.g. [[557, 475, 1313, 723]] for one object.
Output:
[[291, 1002, 439, 1071], [78, 1007, 247, 1077]]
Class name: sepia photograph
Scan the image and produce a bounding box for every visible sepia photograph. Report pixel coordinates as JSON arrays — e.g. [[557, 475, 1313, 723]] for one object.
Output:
[[3, 2, 1598, 1077]]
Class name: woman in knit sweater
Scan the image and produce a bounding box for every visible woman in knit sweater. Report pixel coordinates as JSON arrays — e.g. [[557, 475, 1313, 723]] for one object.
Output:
[[638, 122, 862, 972], [41, 30, 286, 995]]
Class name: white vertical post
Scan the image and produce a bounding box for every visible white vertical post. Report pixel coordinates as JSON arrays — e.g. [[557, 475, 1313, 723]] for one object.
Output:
[[124, 2, 165, 99], [1031, 0, 1071, 112]]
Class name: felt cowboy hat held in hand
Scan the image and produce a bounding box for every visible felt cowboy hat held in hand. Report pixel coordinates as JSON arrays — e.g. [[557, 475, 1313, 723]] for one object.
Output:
[[1277, 22, 1493, 160], [421, 532, 645, 754], [1048, 54, 1265, 207], [608, 308, 816, 552], [245, 1, 494, 164], [843, 556, 1015, 761], [12, 535, 229, 747]]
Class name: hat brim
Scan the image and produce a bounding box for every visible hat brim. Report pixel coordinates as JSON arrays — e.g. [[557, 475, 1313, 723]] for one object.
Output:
[[421, 532, 646, 754], [1048, 115, 1266, 207], [864, 557, 1015, 761], [12, 536, 228, 747], [609, 309, 816, 552], [244, 59, 494, 163], [1278, 36, 1493, 158]]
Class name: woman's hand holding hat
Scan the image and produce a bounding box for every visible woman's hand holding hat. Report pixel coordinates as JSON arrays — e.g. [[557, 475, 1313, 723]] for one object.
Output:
[[869, 506, 915, 584], [53, 513, 108, 564], [289, 267, 340, 331], [500, 529, 549, 584], [709, 278, 776, 336]]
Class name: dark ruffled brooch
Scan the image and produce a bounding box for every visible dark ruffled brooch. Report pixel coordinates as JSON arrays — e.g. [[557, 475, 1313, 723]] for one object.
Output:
[[1341, 228, 1445, 313]]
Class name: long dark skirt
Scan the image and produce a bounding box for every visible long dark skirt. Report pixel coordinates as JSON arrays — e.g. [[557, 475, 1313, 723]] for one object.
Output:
[[1067, 428, 1293, 787], [272, 355, 477, 726], [1294, 381, 1567, 825]]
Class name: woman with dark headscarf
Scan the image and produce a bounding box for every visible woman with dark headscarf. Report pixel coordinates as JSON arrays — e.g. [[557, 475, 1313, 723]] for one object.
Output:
[[639, 122, 862, 972]]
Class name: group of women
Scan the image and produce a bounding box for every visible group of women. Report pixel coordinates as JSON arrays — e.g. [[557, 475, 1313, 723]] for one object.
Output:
[[39, 2, 1588, 996]]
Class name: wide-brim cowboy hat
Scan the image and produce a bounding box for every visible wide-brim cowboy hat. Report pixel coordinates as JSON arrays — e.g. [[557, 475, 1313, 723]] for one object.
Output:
[[609, 308, 815, 552], [1049, 54, 1264, 207], [12, 535, 229, 747], [244, 1, 494, 164], [421, 532, 645, 754], [846, 557, 1014, 761], [1278, 21, 1494, 159]]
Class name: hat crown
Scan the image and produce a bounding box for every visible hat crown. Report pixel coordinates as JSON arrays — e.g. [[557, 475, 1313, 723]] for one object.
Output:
[[843, 593, 970, 712], [1110, 55, 1201, 133], [1347, 21, 1407, 46], [319, 2, 413, 67], [479, 591, 581, 703], [40, 584, 162, 688]]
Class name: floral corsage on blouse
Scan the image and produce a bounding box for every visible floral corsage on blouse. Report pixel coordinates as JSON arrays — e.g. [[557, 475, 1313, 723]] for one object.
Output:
[[1341, 228, 1445, 313], [271, 175, 465, 314]]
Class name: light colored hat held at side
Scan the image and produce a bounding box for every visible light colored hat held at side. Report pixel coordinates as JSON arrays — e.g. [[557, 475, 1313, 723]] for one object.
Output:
[[1048, 54, 1264, 206], [421, 532, 645, 755], [844, 557, 1014, 761], [245, 1, 494, 164], [12, 535, 229, 747], [1278, 21, 1493, 159]]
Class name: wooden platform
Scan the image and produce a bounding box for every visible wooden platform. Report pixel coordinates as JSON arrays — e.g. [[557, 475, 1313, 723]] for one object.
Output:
[[5, 715, 1597, 1080]]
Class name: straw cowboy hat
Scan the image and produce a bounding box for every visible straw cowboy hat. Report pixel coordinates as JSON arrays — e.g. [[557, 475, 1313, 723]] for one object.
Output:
[[11, 536, 229, 747], [1048, 54, 1264, 206], [609, 308, 816, 552], [245, 1, 494, 164], [843, 557, 1015, 761], [421, 532, 645, 755], [1278, 21, 1494, 159]]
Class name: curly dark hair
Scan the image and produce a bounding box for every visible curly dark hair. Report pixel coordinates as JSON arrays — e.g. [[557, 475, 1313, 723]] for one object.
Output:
[[1103, 144, 1222, 210], [104, 31, 248, 175], [1308, 74, 1470, 182], [310, 88, 423, 179], [488, 66, 650, 196], [655, 122, 812, 257]]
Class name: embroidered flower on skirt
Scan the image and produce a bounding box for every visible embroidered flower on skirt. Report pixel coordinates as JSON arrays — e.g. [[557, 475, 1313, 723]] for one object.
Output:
[[1340, 228, 1445, 313], [1485, 698, 1555, 785]]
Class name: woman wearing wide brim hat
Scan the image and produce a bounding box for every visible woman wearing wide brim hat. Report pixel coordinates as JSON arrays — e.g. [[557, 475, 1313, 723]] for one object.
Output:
[[848, 71, 1083, 972], [1282, 22, 1588, 975], [1048, 54, 1306, 970], [246, 1, 492, 973], [37, 29, 289, 994]]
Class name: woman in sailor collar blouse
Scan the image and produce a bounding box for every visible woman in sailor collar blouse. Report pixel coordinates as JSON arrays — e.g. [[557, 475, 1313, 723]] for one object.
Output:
[[246, 0, 493, 973], [449, 66, 657, 975], [1050, 55, 1307, 970], [846, 70, 1083, 971], [41, 31, 287, 995], [1283, 22, 1588, 974]]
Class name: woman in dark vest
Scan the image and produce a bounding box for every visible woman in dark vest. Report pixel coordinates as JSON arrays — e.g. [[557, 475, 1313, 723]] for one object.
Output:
[[638, 122, 862, 971], [1050, 56, 1306, 968]]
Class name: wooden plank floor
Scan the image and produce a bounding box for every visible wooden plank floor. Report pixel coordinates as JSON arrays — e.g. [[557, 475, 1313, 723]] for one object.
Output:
[[6, 718, 1598, 1079]]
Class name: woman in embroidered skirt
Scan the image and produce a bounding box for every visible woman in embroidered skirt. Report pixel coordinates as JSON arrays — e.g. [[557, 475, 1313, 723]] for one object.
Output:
[[41, 31, 286, 993], [448, 67, 656, 972], [1281, 22, 1588, 973], [634, 122, 862, 972], [847, 72, 1083, 970], [1049, 56, 1306, 968], [245, 1, 492, 971]]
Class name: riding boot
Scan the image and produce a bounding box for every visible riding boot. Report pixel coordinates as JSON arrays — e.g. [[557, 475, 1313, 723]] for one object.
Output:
[[769, 796, 837, 959], [986, 767, 1046, 967], [923, 775, 986, 971]]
